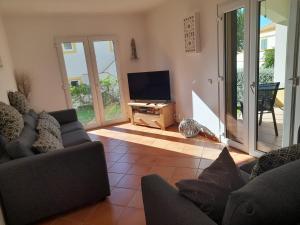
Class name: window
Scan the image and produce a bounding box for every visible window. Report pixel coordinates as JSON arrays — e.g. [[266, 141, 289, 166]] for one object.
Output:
[[260, 39, 268, 50], [62, 43, 77, 53]]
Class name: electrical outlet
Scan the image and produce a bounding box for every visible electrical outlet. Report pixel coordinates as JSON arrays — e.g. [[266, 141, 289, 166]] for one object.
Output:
[[0, 57, 3, 68]]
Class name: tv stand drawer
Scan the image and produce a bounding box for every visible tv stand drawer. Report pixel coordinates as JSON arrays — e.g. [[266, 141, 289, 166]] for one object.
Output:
[[133, 113, 161, 129]]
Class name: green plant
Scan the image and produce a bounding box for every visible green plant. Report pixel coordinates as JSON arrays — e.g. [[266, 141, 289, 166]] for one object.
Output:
[[70, 83, 92, 105], [100, 74, 120, 105], [263, 48, 275, 68], [237, 9, 245, 53], [236, 67, 274, 103]]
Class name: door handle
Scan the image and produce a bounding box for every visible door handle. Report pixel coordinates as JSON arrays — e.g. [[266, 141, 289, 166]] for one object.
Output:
[[250, 82, 256, 94], [288, 77, 300, 87]]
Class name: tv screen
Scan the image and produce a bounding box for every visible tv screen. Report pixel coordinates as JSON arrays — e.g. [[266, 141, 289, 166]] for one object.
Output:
[[127, 71, 171, 101]]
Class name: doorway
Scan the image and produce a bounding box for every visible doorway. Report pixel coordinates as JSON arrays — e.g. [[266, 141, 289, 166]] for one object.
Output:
[[218, 0, 300, 155], [56, 37, 126, 129], [218, 0, 250, 152]]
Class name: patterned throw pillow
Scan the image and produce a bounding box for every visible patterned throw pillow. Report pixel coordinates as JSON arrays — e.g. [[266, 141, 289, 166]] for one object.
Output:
[[37, 118, 62, 142], [251, 144, 300, 179], [0, 102, 24, 142], [8, 91, 30, 114], [39, 111, 60, 128], [32, 129, 63, 153]]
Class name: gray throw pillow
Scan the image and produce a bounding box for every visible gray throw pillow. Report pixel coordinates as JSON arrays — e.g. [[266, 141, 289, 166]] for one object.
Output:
[[8, 91, 30, 114], [251, 144, 300, 179], [39, 111, 60, 128], [176, 148, 245, 224], [37, 118, 62, 142], [32, 129, 63, 153], [0, 102, 24, 142]]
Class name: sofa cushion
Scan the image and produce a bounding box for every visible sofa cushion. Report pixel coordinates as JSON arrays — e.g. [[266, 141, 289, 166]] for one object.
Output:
[[251, 144, 300, 179], [62, 130, 91, 147], [0, 102, 24, 142], [5, 124, 36, 159], [32, 129, 63, 153], [39, 111, 60, 128], [29, 109, 38, 120], [8, 91, 30, 114], [0, 136, 11, 163], [60, 121, 84, 134], [176, 148, 245, 224], [23, 113, 37, 130], [223, 159, 300, 225], [37, 118, 62, 142]]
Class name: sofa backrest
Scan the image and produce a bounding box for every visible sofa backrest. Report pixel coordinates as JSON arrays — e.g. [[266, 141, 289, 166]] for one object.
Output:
[[223, 159, 300, 225]]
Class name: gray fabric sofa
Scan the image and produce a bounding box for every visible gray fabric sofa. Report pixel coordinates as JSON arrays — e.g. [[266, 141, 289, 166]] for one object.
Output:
[[0, 109, 110, 225], [142, 159, 300, 225]]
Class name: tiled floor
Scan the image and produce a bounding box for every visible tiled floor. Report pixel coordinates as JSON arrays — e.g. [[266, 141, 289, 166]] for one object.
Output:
[[37, 123, 253, 225], [257, 107, 284, 152]]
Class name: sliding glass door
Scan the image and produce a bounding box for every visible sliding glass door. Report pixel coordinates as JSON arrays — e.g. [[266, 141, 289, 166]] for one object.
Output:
[[56, 37, 126, 129], [219, 0, 300, 155], [249, 0, 300, 156], [218, 0, 250, 152]]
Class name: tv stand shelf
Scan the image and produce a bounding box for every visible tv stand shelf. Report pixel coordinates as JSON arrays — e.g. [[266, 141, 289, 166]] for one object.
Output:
[[128, 102, 175, 130]]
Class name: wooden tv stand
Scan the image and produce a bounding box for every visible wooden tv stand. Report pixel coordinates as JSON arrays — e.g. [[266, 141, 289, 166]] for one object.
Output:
[[128, 102, 175, 130]]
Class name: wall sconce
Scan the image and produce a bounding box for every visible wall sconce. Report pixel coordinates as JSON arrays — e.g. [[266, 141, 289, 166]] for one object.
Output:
[[131, 38, 139, 60]]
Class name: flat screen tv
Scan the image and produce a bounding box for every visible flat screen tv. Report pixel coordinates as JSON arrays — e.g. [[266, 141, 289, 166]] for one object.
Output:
[[127, 71, 171, 101]]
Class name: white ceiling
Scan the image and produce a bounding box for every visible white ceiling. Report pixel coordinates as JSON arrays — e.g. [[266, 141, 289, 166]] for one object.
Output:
[[0, 0, 169, 15]]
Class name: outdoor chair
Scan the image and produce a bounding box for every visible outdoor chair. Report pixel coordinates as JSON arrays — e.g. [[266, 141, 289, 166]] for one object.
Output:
[[257, 82, 280, 136]]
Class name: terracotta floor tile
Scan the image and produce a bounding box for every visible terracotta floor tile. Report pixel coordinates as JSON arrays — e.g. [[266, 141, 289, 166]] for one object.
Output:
[[171, 167, 197, 180], [108, 173, 125, 186], [149, 166, 175, 179], [156, 157, 200, 168], [116, 175, 142, 190], [196, 169, 203, 177], [107, 188, 136, 206], [108, 145, 129, 154], [108, 162, 132, 174], [127, 165, 152, 176], [116, 208, 146, 225], [85, 202, 124, 225], [105, 153, 125, 162], [118, 154, 143, 163], [52, 219, 82, 225], [128, 191, 144, 209], [36, 124, 249, 225], [199, 158, 214, 169], [106, 161, 115, 169], [137, 155, 158, 165]]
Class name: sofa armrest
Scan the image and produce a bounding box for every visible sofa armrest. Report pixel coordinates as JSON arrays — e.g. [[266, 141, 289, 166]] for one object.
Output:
[[141, 175, 217, 225], [49, 109, 78, 125], [0, 141, 110, 225]]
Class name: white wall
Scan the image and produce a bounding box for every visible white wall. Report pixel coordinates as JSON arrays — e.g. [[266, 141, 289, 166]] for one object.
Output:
[[145, 0, 222, 136], [3, 14, 149, 112], [0, 15, 16, 104]]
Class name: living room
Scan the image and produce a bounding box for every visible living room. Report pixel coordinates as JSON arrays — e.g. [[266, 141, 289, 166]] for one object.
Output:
[[0, 0, 300, 225]]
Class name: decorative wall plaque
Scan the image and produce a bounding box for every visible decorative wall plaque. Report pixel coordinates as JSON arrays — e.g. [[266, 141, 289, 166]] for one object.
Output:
[[184, 12, 200, 53]]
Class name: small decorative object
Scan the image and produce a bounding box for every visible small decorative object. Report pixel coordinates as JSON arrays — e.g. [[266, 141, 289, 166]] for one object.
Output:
[[184, 12, 201, 53], [179, 118, 200, 138], [15, 73, 31, 99], [131, 38, 139, 60]]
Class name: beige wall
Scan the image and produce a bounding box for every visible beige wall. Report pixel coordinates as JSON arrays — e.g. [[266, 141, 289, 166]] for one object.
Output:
[[0, 15, 16, 104], [3, 0, 225, 137], [3, 14, 149, 112], [145, 0, 222, 136]]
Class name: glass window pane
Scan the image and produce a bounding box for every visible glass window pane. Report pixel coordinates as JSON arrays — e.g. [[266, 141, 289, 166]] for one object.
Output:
[[61, 42, 96, 126], [224, 8, 245, 144], [93, 41, 123, 121]]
